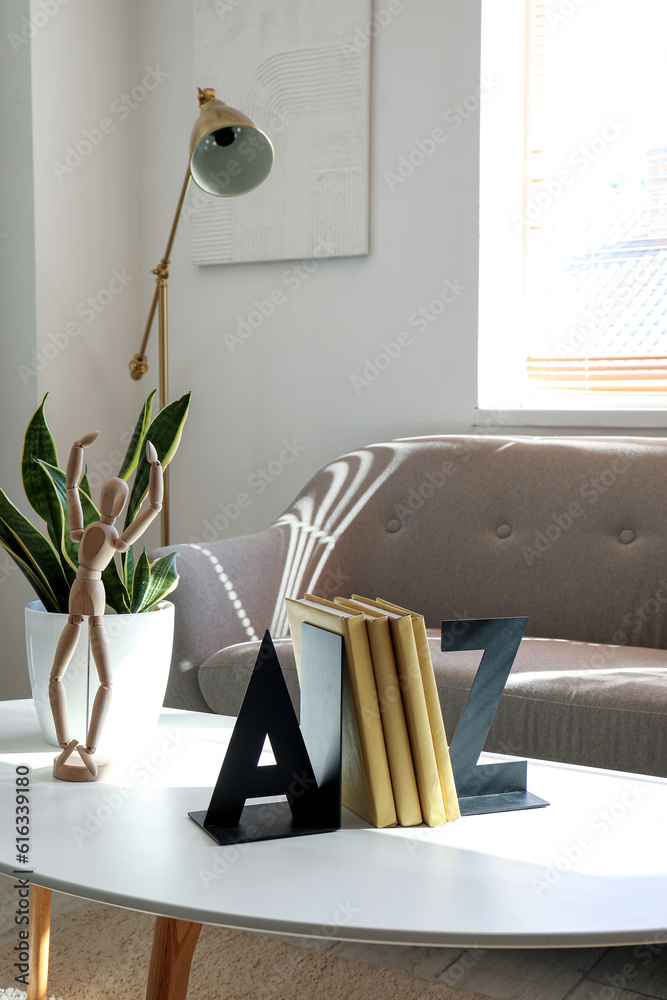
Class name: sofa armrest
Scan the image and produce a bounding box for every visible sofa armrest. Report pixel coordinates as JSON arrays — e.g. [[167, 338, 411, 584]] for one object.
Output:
[[150, 524, 291, 708], [198, 638, 299, 717]]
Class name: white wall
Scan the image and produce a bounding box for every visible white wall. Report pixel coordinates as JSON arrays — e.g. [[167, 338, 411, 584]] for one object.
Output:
[[137, 0, 482, 547], [0, 0, 40, 699], [0, 0, 151, 698], [31, 0, 146, 440], [0, 0, 483, 698]]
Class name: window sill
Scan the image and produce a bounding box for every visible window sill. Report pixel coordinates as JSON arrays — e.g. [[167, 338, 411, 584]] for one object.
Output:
[[474, 408, 667, 430]]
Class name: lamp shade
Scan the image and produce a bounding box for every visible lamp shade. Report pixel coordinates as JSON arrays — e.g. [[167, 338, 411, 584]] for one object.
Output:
[[189, 96, 274, 197]]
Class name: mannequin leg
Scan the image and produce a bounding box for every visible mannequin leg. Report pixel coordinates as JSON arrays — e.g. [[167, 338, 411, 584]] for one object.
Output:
[[48, 615, 84, 747], [86, 616, 113, 754]]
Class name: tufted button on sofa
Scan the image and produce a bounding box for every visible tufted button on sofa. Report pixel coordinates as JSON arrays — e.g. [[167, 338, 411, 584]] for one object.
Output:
[[151, 435, 667, 778]]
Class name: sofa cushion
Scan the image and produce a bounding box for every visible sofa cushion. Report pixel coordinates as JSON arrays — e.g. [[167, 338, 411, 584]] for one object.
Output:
[[197, 633, 667, 778]]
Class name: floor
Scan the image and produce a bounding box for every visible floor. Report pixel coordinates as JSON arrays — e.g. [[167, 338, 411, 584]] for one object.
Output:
[[277, 934, 667, 1000], [1, 876, 665, 1000], [0, 874, 82, 943]]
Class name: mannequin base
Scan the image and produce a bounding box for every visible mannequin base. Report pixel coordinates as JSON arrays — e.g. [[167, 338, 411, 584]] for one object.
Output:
[[53, 743, 113, 782]]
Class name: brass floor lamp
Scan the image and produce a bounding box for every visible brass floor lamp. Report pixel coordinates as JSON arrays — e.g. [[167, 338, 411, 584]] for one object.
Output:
[[129, 87, 274, 545]]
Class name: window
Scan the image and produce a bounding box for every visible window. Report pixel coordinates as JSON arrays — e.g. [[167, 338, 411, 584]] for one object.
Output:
[[478, 0, 667, 421]]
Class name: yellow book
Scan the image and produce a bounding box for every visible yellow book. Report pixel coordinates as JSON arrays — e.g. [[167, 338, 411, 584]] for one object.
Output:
[[285, 596, 397, 828], [375, 597, 461, 821], [335, 597, 422, 827], [352, 595, 446, 826]]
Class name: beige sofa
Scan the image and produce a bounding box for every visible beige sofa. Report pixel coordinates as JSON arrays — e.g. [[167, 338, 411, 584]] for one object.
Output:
[[152, 434, 667, 778]]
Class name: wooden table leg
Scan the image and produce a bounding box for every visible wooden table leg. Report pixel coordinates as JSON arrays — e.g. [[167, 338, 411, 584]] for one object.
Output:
[[27, 885, 52, 1000], [145, 915, 202, 1000]]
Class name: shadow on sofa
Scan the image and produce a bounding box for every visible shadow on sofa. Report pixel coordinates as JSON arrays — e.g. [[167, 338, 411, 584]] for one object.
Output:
[[152, 434, 667, 778]]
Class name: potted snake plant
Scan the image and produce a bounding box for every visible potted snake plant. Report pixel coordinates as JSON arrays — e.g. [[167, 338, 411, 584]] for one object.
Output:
[[0, 390, 190, 749]]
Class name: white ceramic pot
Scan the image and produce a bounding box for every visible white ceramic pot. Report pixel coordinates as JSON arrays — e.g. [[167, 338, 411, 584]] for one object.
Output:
[[25, 600, 175, 751]]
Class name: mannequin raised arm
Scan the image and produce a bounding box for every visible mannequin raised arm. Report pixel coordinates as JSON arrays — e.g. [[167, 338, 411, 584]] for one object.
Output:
[[114, 442, 163, 552], [65, 431, 99, 541]]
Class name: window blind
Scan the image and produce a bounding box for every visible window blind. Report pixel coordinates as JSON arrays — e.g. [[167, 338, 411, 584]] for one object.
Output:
[[521, 0, 667, 399], [526, 356, 667, 392]]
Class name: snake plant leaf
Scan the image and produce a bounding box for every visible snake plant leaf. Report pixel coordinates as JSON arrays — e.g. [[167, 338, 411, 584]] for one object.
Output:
[[117, 390, 156, 481], [34, 459, 101, 524], [0, 523, 60, 612], [124, 392, 191, 527], [134, 551, 179, 613], [33, 459, 104, 578], [102, 559, 132, 614], [122, 544, 135, 598], [130, 549, 151, 613], [21, 396, 62, 552], [32, 458, 79, 581], [80, 471, 93, 498], [125, 392, 191, 527], [2, 391, 186, 615], [0, 488, 69, 612]]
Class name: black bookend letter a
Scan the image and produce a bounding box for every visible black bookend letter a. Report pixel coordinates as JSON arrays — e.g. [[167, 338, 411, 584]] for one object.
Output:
[[189, 627, 343, 844]]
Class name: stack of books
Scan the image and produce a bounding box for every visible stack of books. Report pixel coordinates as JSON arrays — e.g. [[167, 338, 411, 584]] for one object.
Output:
[[285, 594, 460, 828]]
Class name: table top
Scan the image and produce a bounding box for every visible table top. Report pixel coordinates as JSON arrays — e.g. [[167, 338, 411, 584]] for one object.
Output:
[[1, 699, 666, 948]]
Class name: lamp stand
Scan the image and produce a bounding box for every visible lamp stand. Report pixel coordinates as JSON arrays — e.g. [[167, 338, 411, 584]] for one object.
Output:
[[128, 87, 274, 549], [130, 169, 192, 546]]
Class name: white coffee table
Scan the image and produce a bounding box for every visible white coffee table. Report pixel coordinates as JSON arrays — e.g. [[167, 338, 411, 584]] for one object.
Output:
[[1, 700, 666, 999]]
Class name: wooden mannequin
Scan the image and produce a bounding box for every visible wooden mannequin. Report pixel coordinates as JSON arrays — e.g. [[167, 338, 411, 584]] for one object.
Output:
[[49, 433, 163, 782]]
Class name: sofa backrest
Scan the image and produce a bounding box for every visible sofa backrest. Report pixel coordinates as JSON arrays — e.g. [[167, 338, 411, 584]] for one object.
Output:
[[272, 435, 667, 649]]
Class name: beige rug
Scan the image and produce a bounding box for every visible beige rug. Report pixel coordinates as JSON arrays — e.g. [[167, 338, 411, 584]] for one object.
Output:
[[0, 899, 491, 1000]]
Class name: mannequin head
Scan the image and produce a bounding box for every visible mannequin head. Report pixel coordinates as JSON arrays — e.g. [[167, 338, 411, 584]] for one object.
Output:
[[99, 478, 129, 521]]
